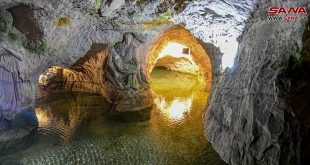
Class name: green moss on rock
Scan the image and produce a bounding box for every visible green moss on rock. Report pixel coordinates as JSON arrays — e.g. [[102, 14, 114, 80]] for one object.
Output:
[[22, 39, 48, 54]]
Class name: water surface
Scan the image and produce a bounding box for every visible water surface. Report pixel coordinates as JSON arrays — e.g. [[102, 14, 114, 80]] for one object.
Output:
[[0, 68, 226, 165]]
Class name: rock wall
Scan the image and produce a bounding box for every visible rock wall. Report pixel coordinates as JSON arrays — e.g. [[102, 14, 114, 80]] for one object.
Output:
[[0, 0, 258, 162], [205, 0, 309, 164], [1, 0, 307, 164], [174, 0, 255, 68]]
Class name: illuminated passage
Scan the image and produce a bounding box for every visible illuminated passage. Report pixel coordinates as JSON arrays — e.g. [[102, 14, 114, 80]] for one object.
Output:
[[147, 26, 212, 86]]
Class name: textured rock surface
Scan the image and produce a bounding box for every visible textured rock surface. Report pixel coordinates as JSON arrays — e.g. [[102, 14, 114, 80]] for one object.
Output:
[[205, 0, 309, 164], [39, 37, 154, 112], [174, 0, 255, 68], [0, 0, 254, 118], [0, 0, 264, 163], [38, 44, 109, 97]]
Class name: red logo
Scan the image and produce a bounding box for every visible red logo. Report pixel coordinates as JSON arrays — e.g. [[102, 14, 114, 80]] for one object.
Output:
[[268, 7, 308, 14]]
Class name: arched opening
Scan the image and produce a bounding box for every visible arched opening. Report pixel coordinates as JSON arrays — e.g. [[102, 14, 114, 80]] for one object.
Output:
[[141, 25, 222, 164], [146, 25, 213, 122], [147, 25, 212, 86]]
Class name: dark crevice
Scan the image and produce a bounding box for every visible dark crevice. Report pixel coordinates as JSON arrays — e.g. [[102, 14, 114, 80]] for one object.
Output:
[[283, 16, 310, 165], [8, 4, 44, 44]]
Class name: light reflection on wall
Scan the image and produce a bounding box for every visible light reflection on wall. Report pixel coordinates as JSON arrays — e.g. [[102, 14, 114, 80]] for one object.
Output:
[[154, 96, 193, 121]]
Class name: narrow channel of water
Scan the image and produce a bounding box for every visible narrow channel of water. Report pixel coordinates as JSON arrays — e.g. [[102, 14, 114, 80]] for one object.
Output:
[[0, 68, 226, 165]]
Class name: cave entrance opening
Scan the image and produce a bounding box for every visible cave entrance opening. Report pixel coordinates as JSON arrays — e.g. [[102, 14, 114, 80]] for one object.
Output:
[[147, 25, 213, 122]]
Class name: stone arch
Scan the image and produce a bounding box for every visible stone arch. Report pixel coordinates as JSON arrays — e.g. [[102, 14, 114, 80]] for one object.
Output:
[[145, 25, 214, 86]]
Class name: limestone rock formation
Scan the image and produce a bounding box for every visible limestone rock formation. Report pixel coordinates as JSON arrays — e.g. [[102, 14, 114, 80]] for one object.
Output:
[[39, 41, 154, 113], [147, 26, 213, 86], [174, 0, 255, 68], [0, 9, 38, 153], [39, 44, 108, 96], [205, 1, 310, 164]]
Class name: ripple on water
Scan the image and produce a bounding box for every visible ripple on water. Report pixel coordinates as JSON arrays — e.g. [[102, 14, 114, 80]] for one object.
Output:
[[1, 69, 226, 165]]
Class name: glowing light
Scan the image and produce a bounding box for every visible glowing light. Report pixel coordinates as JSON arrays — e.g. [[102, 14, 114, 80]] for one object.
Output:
[[154, 97, 192, 121], [158, 42, 194, 62], [35, 108, 50, 126], [156, 42, 201, 75]]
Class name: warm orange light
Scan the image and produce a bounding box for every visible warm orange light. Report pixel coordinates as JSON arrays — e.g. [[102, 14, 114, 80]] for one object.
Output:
[[154, 96, 192, 121], [35, 108, 49, 126]]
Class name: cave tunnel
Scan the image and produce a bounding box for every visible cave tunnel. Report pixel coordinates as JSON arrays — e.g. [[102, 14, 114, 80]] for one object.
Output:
[[10, 25, 221, 164], [35, 25, 213, 122], [147, 25, 212, 86], [147, 25, 213, 122]]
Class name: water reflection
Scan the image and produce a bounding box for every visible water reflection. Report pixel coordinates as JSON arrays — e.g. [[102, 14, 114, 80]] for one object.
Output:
[[35, 108, 48, 126], [34, 92, 112, 144], [0, 68, 226, 165], [154, 96, 192, 121], [35, 107, 82, 143], [151, 67, 208, 123]]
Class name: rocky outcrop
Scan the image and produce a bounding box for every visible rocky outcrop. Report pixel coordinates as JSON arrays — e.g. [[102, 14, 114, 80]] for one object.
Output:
[[205, 1, 309, 164], [0, 9, 39, 152], [39, 42, 154, 112], [1, 0, 309, 164], [39, 44, 109, 97]]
